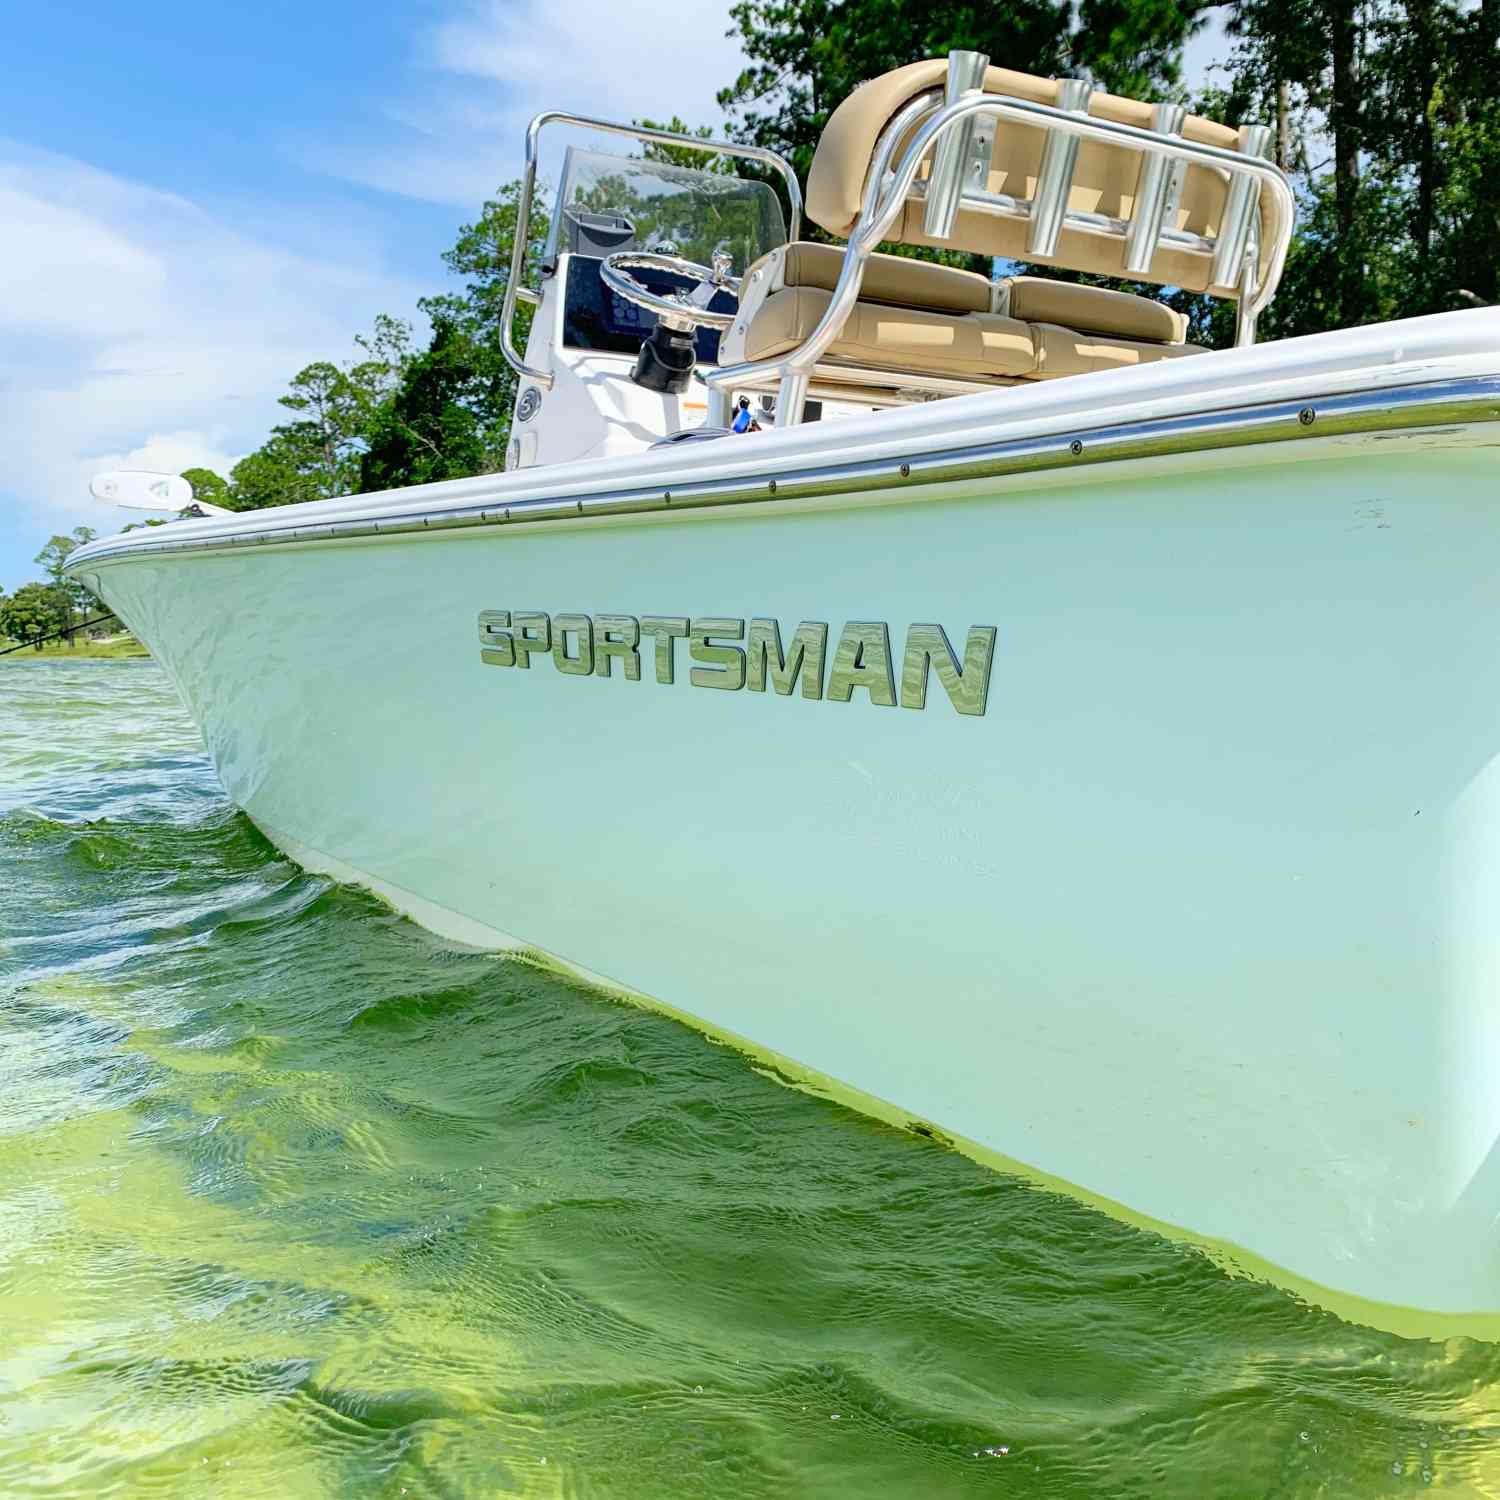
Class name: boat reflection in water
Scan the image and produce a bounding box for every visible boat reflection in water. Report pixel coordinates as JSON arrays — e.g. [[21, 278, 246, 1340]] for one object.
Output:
[[70, 52, 1500, 1339]]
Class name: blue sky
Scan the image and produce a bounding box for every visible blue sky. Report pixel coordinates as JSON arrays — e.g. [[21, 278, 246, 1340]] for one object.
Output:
[[0, 0, 1232, 593], [0, 0, 753, 591]]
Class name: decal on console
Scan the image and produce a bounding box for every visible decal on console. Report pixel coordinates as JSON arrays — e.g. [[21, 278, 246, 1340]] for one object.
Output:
[[477, 611, 996, 716]]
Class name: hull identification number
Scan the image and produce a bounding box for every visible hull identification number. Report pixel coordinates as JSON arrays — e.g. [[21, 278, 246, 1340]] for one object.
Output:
[[478, 611, 996, 716]]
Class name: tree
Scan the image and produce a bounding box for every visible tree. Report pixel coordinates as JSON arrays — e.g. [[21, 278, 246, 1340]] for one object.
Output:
[[715, 0, 1207, 276], [1217, 0, 1499, 333], [348, 314, 417, 430], [268, 361, 368, 498], [1070, 0, 1209, 98], [181, 466, 234, 510], [226, 434, 324, 511], [717, 0, 1075, 193], [0, 582, 67, 651], [220, 315, 416, 511], [1224, 0, 1368, 327], [1421, 0, 1500, 309], [1256, 170, 1414, 339], [354, 180, 550, 491], [358, 319, 488, 491], [156, 0, 1493, 513], [33, 527, 98, 645], [636, 116, 738, 174], [198, 189, 542, 508]]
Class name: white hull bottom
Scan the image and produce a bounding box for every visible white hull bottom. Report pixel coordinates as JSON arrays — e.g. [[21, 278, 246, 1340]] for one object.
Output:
[[69, 322, 1500, 1341], [250, 809, 1500, 1343]]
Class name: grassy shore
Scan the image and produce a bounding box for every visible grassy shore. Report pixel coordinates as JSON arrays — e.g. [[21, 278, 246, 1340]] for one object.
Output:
[[0, 636, 150, 662]]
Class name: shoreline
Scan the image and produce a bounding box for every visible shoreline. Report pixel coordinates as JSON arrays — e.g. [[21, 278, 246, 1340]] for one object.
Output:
[[0, 639, 150, 663]]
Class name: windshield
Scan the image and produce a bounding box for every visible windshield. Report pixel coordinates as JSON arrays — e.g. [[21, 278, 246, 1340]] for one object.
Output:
[[553, 149, 787, 274]]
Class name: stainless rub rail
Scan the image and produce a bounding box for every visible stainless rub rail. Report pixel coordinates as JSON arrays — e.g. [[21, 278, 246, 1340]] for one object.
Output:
[[68, 375, 1500, 569]]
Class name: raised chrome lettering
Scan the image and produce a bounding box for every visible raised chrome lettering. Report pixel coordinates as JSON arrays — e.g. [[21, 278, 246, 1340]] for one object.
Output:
[[746, 618, 827, 699], [900, 624, 997, 716], [479, 609, 995, 716], [478, 609, 514, 667], [689, 617, 746, 690], [511, 611, 551, 668], [552, 613, 594, 675], [827, 622, 896, 707], [639, 616, 689, 683], [593, 614, 641, 680]]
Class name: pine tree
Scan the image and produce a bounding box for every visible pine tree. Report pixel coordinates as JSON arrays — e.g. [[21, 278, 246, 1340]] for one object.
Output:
[[358, 321, 489, 492]]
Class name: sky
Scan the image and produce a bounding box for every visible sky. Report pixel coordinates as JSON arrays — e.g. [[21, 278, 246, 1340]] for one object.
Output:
[[0, 0, 1233, 593]]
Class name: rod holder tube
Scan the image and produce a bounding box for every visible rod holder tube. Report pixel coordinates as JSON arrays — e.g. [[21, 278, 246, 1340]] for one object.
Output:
[[921, 50, 990, 241], [1025, 78, 1093, 259], [1234, 251, 1260, 347], [775, 371, 810, 429], [1123, 102, 1187, 275], [1210, 122, 1273, 290]]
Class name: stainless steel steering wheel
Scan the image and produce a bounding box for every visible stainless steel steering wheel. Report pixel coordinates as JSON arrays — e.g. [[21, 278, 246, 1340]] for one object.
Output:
[[599, 250, 741, 333]]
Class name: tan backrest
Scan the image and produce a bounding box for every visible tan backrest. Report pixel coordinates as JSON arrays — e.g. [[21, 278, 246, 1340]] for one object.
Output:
[[807, 59, 1283, 298]]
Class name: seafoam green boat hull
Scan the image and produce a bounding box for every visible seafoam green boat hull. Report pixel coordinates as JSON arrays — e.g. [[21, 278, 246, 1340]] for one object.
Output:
[[71, 314, 1500, 1335]]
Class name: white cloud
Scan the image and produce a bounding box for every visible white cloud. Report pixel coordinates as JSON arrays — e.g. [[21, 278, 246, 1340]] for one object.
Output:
[[97, 432, 244, 477], [0, 143, 424, 583], [428, 0, 744, 114], [42, 430, 246, 535], [0, 182, 165, 339], [2, 2, 751, 586], [1, 2, 1245, 593], [305, 0, 751, 207], [306, 0, 1243, 215]]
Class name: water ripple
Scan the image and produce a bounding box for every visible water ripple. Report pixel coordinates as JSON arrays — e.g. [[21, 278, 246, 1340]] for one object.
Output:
[[1, 660, 1498, 1497]]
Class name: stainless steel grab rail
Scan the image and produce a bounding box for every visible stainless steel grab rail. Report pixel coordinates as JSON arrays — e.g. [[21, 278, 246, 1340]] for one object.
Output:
[[501, 113, 804, 391]]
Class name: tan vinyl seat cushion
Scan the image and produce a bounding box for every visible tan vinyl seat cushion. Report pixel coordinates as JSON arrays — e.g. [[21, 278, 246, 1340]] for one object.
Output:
[[995, 275, 1187, 343], [745, 286, 1203, 381], [770, 241, 993, 314], [740, 242, 1201, 384]]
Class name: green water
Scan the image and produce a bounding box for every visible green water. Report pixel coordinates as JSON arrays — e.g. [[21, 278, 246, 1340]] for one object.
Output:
[[2, 660, 1498, 1498]]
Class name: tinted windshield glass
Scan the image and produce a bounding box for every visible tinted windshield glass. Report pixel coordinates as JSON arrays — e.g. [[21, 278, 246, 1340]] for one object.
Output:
[[555, 150, 787, 274]]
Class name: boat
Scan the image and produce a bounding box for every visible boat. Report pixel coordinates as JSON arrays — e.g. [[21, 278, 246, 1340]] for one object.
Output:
[[68, 53, 1500, 1339]]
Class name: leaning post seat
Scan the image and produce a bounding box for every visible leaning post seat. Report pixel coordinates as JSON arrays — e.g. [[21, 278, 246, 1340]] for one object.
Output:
[[732, 242, 1201, 385], [709, 54, 1296, 425]]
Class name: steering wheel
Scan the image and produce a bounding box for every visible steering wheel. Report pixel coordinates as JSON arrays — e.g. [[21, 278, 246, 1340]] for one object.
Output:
[[600, 249, 741, 333]]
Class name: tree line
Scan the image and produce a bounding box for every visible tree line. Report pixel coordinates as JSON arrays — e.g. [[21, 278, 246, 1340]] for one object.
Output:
[[718, 0, 1497, 341], [164, 0, 1499, 510], [178, 184, 551, 515], [0, 530, 102, 651]]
